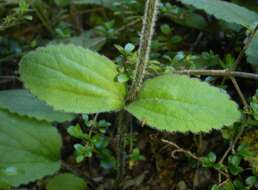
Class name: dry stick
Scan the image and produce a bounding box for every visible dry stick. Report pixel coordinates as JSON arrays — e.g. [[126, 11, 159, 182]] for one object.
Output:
[[115, 110, 131, 185], [115, 18, 141, 34], [219, 123, 247, 165], [217, 27, 258, 164], [174, 69, 258, 80], [161, 139, 230, 178], [115, 0, 159, 187], [230, 77, 249, 109], [222, 77, 248, 163], [162, 139, 200, 161]]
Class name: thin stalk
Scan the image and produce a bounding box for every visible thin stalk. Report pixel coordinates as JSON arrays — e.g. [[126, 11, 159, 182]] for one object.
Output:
[[115, 110, 131, 186], [127, 0, 159, 102], [115, 0, 159, 187]]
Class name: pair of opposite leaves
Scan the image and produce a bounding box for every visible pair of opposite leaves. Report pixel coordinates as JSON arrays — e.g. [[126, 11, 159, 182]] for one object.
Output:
[[20, 44, 240, 133]]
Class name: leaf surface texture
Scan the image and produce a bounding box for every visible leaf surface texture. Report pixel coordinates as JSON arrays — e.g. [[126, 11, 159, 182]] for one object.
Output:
[[20, 44, 126, 114], [127, 75, 240, 133], [0, 110, 62, 186]]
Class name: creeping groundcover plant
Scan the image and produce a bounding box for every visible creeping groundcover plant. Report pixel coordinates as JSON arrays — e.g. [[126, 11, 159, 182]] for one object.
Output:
[[5, 0, 258, 189]]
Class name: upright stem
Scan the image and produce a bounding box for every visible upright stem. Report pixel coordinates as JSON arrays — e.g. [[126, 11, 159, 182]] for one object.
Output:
[[115, 110, 131, 185], [115, 0, 159, 187], [127, 0, 159, 101]]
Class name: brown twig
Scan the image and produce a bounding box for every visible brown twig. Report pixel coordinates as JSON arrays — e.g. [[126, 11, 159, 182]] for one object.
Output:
[[161, 139, 230, 178], [219, 123, 246, 164], [218, 179, 230, 187], [230, 77, 249, 109], [115, 18, 141, 34], [174, 69, 258, 80], [215, 27, 258, 182], [162, 139, 201, 161]]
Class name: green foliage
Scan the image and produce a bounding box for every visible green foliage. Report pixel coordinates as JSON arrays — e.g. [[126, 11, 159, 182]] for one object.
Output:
[[166, 51, 223, 70], [129, 148, 145, 162], [245, 176, 258, 188], [213, 178, 258, 190], [0, 0, 32, 31], [67, 124, 86, 139], [19, 44, 126, 114], [246, 34, 258, 65], [250, 90, 258, 121], [204, 144, 257, 190], [54, 0, 70, 7], [0, 89, 74, 122], [127, 74, 240, 133], [179, 0, 258, 28], [0, 109, 62, 187], [160, 2, 207, 30], [241, 130, 258, 173], [114, 43, 137, 82], [227, 154, 244, 175], [46, 173, 87, 190], [0, 167, 14, 190], [67, 117, 115, 169], [50, 30, 106, 51], [1, 0, 254, 188], [95, 21, 117, 40], [72, 0, 123, 10], [202, 152, 217, 167]]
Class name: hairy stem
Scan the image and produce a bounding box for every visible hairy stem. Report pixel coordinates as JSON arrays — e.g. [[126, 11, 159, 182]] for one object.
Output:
[[115, 110, 131, 186], [115, 0, 159, 187], [127, 0, 159, 101]]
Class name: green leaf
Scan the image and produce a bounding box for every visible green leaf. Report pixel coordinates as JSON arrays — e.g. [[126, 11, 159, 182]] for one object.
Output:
[[74, 144, 93, 163], [202, 152, 217, 167], [0, 179, 10, 190], [2, 167, 18, 176], [67, 124, 86, 139], [250, 89, 258, 121], [124, 43, 135, 53], [246, 33, 258, 65], [211, 185, 222, 190], [19, 44, 126, 114], [0, 89, 74, 122], [0, 109, 62, 186], [179, 0, 258, 28], [234, 180, 248, 190], [47, 173, 87, 190], [116, 73, 129, 83], [228, 155, 242, 166], [160, 24, 171, 35], [208, 152, 217, 163], [245, 176, 257, 187], [126, 75, 240, 133], [223, 181, 235, 190]]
